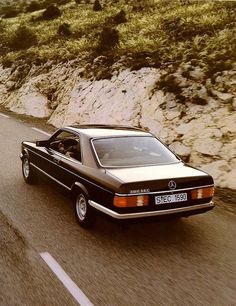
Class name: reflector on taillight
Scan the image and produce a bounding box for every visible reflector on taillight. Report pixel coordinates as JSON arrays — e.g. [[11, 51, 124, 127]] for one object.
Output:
[[114, 195, 149, 207], [191, 187, 214, 199]]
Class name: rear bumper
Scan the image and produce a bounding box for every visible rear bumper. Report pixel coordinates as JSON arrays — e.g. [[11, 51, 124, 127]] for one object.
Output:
[[89, 201, 214, 219]]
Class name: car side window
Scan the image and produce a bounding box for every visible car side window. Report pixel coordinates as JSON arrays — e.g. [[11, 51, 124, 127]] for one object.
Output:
[[49, 131, 82, 163], [65, 139, 82, 163]]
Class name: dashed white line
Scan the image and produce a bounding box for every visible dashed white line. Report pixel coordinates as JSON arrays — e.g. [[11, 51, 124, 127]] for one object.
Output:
[[0, 113, 9, 118], [32, 127, 51, 137], [40, 252, 94, 306]]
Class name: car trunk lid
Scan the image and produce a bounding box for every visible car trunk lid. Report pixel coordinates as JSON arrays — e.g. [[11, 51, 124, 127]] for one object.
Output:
[[106, 162, 213, 194]]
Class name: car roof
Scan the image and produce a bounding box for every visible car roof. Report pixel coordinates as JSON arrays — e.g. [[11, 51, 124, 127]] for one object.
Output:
[[67, 125, 152, 138]]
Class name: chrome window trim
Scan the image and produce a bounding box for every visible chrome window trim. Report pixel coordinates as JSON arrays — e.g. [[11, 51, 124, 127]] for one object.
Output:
[[90, 139, 104, 168], [26, 145, 82, 165], [31, 163, 71, 191], [26, 147, 113, 194], [88, 200, 214, 219], [90, 136, 180, 169], [49, 148, 83, 165], [48, 129, 84, 165], [115, 184, 215, 196]]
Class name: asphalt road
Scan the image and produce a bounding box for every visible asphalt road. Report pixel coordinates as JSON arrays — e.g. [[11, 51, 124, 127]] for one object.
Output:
[[0, 113, 236, 306]]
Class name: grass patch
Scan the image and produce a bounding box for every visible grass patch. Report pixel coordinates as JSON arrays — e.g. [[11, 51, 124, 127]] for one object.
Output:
[[0, 0, 235, 76]]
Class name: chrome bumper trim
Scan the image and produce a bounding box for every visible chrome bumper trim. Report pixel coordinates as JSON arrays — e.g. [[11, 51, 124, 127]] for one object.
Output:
[[88, 201, 214, 219], [115, 184, 214, 196]]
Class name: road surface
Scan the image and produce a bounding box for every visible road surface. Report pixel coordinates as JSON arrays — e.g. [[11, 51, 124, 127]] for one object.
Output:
[[0, 112, 235, 305]]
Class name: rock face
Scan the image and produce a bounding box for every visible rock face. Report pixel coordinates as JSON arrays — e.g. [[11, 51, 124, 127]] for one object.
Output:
[[0, 62, 235, 190]]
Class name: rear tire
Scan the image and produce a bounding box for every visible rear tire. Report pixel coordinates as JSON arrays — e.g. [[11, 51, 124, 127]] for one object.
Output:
[[75, 192, 96, 228], [22, 156, 37, 184]]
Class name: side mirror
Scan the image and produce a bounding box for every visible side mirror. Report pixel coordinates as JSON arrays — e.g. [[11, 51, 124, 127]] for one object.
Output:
[[36, 140, 49, 147]]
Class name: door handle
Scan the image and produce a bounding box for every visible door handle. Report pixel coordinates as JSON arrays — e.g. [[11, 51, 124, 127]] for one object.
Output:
[[53, 157, 60, 164]]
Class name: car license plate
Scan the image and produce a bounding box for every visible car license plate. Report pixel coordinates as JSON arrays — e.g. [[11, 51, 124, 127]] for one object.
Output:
[[155, 193, 187, 204]]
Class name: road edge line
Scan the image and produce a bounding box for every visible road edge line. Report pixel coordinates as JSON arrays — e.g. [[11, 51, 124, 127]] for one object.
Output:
[[32, 127, 51, 137], [40, 252, 94, 306], [0, 113, 9, 118]]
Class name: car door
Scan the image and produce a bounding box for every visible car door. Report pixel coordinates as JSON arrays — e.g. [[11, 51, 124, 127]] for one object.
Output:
[[47, 131, 82, 190]]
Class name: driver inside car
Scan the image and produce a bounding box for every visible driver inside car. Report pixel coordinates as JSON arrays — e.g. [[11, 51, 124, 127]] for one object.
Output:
[[58, 141, 81, 161]]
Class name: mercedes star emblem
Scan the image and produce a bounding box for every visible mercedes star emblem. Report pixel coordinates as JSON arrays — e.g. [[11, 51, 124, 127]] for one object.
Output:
[[168, 180, 177, 190]]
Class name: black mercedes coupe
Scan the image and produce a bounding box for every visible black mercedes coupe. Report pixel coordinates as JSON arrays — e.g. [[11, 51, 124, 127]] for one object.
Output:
[[20, 125, 215, 228]]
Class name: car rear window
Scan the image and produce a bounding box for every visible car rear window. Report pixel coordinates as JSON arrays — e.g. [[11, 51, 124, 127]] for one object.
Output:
[[92, 136, 179, 167]]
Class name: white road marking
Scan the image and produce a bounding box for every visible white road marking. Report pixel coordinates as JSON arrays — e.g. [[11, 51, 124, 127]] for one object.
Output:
[[0, 113, 9, 118], [32, 127, 51, 137], [40, 252, 94, 306]]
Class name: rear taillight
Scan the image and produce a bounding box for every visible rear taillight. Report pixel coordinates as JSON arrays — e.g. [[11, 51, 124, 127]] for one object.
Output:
[[114, 195, 149, 207], [191, 187, 214, 199]]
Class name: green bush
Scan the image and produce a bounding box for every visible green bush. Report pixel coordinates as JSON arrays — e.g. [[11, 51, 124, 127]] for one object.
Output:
[[161, 16, 216, 41], [98, 27, 119, 51], [2, 6, 20, 19], [8, 25, 37, 50], [42, 0, 70, 7], [42, 4, 62, 20], [26, 1, 42, 13], [58, 23, 72, 36], [0, 19, 7, 54], [114, 10, 127, 25], [0, 18, 6, 32], [93, 0, 102, 12], [156, 74, 182, 94], [2, 56, 13, 68]]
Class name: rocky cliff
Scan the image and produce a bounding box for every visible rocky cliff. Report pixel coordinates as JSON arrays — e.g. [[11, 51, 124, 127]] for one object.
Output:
[[0, 60, 235, 189]]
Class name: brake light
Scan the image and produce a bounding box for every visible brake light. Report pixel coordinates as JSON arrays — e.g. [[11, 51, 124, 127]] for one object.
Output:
[[114, 195, 149, 207], [191, 187, 214, 199]]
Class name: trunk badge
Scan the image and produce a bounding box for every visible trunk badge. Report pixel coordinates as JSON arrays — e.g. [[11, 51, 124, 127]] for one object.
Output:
[[168, 180, 177, 190]]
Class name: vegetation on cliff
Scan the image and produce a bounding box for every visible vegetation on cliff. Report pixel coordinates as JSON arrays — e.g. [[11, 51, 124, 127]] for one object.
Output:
[[0, 0, 235, 78]]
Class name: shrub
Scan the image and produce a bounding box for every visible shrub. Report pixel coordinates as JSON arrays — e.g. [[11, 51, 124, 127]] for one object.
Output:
[[58, 23, 72, 36], [161, 15, 224, 42], [98, 27, 119, 51], [42, 0, 70, 7], [179, 0, 190, 5], [42, 4, 62, 20], [161, 17, 206, 41], [192, 95, 207, 105], [93, 0, 102, 11], [114, 10, 127, 24], [2, 56, 13, 68], [0, 18, 6, 32], [75, 0, 82, 3], [8, 25, 37, 50], [0, 19, 7, 54], [26, 1, 42, 13], [56, 0, 71, 5], [131, 0, 155, 12], [156, 74, 182, 94], [2, 7, 19, 19]]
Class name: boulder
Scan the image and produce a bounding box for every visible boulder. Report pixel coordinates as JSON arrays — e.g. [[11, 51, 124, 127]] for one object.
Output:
[[169, 142, 191, 157], [201, 161, 235, 189]]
